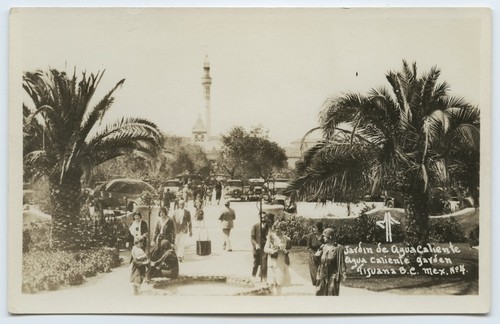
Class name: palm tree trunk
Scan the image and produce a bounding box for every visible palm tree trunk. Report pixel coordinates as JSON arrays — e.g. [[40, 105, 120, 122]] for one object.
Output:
[[49, 169, 83, 250], [405, 182, 430, 245]]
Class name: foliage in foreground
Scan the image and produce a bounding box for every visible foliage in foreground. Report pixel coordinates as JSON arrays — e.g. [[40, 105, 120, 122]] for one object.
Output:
[[289, 60, 480, 244], [278, 208, 471, 246], [24, 215, 121, 253], [23, 68, 163, 250], [22, 248, 120, 293]]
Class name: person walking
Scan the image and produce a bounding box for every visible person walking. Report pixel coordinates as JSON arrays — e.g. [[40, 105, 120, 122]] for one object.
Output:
[[128, 211, 149, 249], [314, 227, 347, 296], [162, 188, 172, 209], [215, 181, 223, 205], [173, 199, 192, 262], [306, 221, 324, 285], [219, 200, 235, 251], [250, 213, 275, 280], [194, 199, 204, 228], [182, 184, 189, 204], [264, 222, 292, 295], [153, 207, 176, 246]]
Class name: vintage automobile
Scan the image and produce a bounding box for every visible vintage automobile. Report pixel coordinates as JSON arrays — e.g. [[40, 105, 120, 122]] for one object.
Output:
[[163, 178, 182, 194], [225, 179, 245, 200], [93, 178, 157, 212], [383, 190, 406, 209], [267, 179, 291, 206], [245, 178, 266, 201]]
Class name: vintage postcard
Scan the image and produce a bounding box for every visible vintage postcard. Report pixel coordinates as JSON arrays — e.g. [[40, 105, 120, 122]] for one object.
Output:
[[8, 7, 491, 314]]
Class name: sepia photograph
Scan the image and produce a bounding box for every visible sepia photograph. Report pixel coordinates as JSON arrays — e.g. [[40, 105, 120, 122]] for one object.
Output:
[[7, 6, 492, 315]]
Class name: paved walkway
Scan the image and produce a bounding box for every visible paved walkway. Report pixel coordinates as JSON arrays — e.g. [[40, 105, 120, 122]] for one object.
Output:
[[27, 201, 387, 298]]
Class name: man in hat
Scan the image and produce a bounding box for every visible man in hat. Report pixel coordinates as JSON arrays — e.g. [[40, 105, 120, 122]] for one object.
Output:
[[219, 200, 236, 251], [251, 212, 275, 280]]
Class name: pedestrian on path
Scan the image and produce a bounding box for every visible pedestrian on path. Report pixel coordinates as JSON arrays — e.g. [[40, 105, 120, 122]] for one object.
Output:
[[153, 207, 176, 246], [128, 211, 149, 249], [130, 236, 150, 295], [306, 221, 324, 285], [219, 200, 235, 251], [264, 222, 292, 295], [314, 227, 347, 296], [194, 199, 204, 228], [250, 213, 275, 280], [215, 181, 223, 205], [173, 200, 192, 262]]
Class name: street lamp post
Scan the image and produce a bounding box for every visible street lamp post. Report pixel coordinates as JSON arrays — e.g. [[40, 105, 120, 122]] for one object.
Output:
[[259, 193, 263, 283]]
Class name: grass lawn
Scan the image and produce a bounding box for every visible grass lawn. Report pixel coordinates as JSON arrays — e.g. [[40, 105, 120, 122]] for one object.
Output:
[[289, 243, 478, 295]]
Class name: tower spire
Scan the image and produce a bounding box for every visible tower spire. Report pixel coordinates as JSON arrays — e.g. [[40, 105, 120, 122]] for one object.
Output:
[[202, 54, 212, 138]]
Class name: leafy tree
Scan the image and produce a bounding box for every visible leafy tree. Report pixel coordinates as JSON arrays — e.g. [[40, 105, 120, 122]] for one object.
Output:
[[23, 69, 163, 250], [217, 126, 288, 181], [289, 61, 479, 244], [161, 135, 211, 179], [90, 153, 152, 184]]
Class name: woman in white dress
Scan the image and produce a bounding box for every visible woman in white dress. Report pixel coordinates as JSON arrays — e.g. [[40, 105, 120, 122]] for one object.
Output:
[[264, 222, 292, 295]]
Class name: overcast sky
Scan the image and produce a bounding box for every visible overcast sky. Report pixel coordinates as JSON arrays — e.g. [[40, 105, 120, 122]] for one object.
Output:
[[14, 8, 486, 146]]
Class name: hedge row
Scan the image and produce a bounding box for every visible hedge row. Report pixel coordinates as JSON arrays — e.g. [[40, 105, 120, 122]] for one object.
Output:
[[278, 207, 476, 246], [22, 248, 121, 293]]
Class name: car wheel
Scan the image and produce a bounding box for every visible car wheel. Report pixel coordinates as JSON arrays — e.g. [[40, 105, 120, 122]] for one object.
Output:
[[386, 200, 394, 208]]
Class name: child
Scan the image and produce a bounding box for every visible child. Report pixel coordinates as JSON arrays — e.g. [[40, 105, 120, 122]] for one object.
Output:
[[130, 236, 150, 295]]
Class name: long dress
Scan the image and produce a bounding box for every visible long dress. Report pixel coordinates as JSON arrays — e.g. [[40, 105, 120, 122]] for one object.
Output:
[[264, 233, 291, 287], [315, 243, 346, 296], [306, 233, 324, 285]]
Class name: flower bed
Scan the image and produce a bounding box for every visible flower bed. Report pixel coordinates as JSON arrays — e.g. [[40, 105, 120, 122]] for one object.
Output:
[[22, 247, 121, 293]]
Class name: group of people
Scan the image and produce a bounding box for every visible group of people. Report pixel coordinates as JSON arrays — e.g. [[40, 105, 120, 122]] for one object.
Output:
[[128, 195, 232, 295], [127, 200, 194, 295], [160, 180, 224, 210], [250, 213, 292, 295], [251, 216, 347, 296], [129, 235, 179, 295], [128, 198, 347, 296]]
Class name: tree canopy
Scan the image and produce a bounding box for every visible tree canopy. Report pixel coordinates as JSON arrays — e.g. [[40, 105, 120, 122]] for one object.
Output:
[[217, 126, 288, 181], [289, 61, 480, 243], [23, 68, 163, 249]]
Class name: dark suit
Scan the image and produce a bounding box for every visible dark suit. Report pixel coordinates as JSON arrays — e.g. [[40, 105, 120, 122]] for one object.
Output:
[[251, 222, 269, 278]]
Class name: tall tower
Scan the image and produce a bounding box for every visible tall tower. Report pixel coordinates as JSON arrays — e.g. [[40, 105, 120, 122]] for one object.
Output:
[[202, 55, 212, 138]]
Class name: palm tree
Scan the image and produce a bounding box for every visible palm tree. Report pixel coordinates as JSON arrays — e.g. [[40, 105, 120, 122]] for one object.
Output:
[[290, 61, 480, 244], [23, 69, 164, 250]]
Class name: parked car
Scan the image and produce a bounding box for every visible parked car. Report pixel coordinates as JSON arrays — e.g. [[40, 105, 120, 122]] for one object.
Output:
[[245, 178, 266, 201], [94, 178, 157, 211], [383, 191, 406, 209], [163, 179, 181, 194], [225, 179, 245, 200], [268, 179, 291, 196], [362, 193, 386, 203]]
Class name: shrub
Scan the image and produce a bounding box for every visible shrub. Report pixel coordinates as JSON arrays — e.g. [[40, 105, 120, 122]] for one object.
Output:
[[468, 225, 479, 246], [26, 177, 52, 214], [22, 248, 120, 293], [428, 217, 467, 243], [25, 220, 52, 252], [268, 205, 469, 247], [24, 214, 121, 251]]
